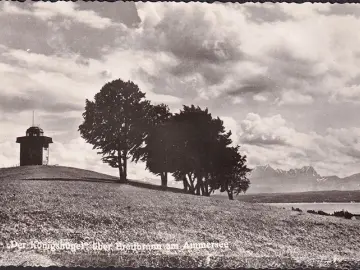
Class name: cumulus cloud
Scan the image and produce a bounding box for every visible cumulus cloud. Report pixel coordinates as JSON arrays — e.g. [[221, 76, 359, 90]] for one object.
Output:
[[2, 2, 113, 29], [120, 2, 360, 110], [277, 90, 314, 105], [278, 3, 331, 20], [0, 44, 183, 115], [220, 116, 239, 145], [239, 113, 294, 146], [47, 137, 158, 181], [329, 85, 360, 104], [0, 94, 82, 113], [242, 3, 292, 23], [0, 141, 19, 167], [1, 2, 360, 179], [253, 94, 268, 102], [320, 3, 360, 18], [0, 2, 133, 59], [237, 113, 360, 177]]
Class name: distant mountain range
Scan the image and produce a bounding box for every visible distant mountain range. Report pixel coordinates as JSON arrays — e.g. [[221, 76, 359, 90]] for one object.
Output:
[[248, 165, 360, 194], [130, 165, 360, 195]]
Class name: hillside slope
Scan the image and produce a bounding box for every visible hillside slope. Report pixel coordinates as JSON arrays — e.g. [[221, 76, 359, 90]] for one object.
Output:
[[0, 165, 118, 181], [0, 165, 186, 194], [0, 166, 359, 268]]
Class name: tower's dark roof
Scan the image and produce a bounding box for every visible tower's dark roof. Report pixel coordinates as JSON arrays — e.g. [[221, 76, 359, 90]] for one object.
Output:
[[26, 126, 44, 135]]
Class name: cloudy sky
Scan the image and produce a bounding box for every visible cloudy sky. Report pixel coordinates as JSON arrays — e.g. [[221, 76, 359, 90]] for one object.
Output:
[[1, 2, 360, 181]]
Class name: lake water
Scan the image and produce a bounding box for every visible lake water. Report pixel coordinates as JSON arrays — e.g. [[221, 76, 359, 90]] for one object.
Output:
[[265, 202, 360, 215]]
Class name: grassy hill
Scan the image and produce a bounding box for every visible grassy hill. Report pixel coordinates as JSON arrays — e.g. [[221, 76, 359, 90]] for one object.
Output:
[[0, 165, 359, 268], [0, 165, 118, 181]]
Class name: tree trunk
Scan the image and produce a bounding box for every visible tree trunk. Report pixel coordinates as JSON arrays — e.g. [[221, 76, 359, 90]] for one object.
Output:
[[227, 190, 234, 200], [182, 175, 188, 192], [201, 178, 210, 196], [118, 166, 124, 182], [195, 173, 203, 196], [123, 115, 128, 183], [195, 181, 201, 196], [205, 174, 210, 196], [123, 150, 128, 182], [204, 181, 210, 196], [118, 150, 125, 183], [187, 173, 195, 194], [161, 172, 168, 187], [200, 180, 205, 196]]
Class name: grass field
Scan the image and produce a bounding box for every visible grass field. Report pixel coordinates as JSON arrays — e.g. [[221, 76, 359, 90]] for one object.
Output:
[[0, 165, 118, 181], [0, 166, 360, 268], [234, 190, 360, 203]]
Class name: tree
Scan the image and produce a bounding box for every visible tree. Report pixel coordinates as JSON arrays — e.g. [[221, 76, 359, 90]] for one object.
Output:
[[132, 104, 175, 187], [78, 79, 150, 183], [210, 145, 251, 200], [171, 105, 233, 196]]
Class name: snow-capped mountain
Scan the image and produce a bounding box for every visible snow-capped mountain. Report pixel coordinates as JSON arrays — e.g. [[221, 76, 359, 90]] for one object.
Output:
[[250, 165, 320, 179], [251, 164, 279, 178], [248, 165, 360, 194]]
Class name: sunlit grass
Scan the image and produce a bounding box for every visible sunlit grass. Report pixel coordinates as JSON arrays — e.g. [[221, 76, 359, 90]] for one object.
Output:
[[0, 166, 359, 268]]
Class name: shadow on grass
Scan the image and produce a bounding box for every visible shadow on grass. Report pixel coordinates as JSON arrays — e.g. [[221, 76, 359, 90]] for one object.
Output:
[[19, 177, 189, 195]]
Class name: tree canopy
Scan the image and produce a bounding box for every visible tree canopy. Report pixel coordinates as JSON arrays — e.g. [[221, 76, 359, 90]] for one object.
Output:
[[79, 78, 251, 199], [79, 79, 150, 182], [132, 103, 175, 187], [210, 145, 251, 199], [169, 105, 250, 198]]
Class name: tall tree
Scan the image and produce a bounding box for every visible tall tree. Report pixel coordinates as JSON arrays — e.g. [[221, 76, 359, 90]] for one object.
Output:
[[78, 79, 150, 183], [132, 104, 175, 187], [171, 105, 232, 196]]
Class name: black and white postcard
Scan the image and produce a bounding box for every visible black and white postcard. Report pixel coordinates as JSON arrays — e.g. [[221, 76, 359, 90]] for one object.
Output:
[[0, 1, 359, 269]]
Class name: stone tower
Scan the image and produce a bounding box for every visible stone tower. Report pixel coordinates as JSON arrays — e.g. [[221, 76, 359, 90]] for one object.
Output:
[[16, 123, 53, 166]]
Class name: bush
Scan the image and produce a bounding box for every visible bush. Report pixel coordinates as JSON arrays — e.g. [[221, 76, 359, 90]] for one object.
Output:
[[344, 211, 353, 219], [306, 209, 356, 219], [333, 210, 354, 219], [317, 210, 331, 216]]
